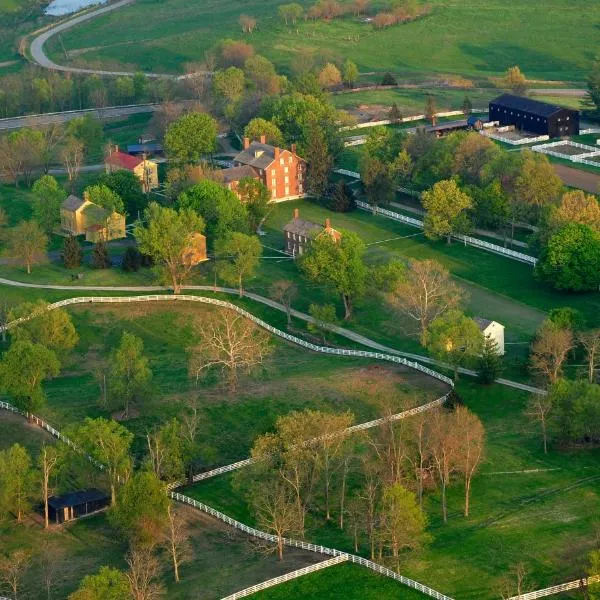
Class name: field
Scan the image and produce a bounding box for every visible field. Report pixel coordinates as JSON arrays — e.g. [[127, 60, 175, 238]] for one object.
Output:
[[45, 0, 596, 82]]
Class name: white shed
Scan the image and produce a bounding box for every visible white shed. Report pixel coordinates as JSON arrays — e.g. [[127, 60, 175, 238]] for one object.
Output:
[[474, 317, 505, 355]]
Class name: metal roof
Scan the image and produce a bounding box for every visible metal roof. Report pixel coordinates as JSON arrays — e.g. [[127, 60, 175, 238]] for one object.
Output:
[[283, 217, 323, 238], [47, 488, 109, 509], [234, 142, 279, 170], [489, 94, 572, 117]]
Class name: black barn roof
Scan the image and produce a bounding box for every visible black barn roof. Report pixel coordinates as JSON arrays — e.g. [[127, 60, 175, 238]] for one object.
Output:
[[47, 488, 108, 509], [490, 94, 570, 117]]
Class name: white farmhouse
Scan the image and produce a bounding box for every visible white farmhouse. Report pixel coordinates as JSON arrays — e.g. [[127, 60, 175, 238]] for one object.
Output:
[[474, 318, 505, 355]]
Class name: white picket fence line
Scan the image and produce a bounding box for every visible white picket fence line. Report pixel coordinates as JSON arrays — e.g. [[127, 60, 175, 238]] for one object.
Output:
[[170, 491, 454, 600], [507, 574, 600, 600], [354, 200, 538, 265], [483, 132, 550, 145], [220, 555, 349, 600], [532, 140, 600, 164]]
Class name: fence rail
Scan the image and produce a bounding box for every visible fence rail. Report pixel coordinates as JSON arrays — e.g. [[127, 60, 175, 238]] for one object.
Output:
[[220, 556, 348, 600], [171, 491, 454, 600], [507, 574, 600, 600]]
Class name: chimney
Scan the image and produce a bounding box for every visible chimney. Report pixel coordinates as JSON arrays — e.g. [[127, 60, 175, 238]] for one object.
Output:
[[260, 135, 266, 144], [291, 143, 297, 154], [325, 218, 331, 230], [243, 137, 250, 150], [294, 208, 299, 219], [83, 190, 90, 203], [274, 147, 280, 160]]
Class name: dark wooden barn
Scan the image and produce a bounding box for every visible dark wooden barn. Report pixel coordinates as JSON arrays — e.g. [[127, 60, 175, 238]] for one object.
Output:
[[489, 94, 579, 138], [47, 489, 109, 524]]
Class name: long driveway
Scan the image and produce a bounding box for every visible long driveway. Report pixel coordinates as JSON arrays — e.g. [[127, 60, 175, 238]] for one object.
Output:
[[0, 277, 545, 395]]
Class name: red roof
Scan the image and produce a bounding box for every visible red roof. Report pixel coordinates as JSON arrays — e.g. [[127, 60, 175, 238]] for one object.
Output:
[[105, 151, 143, 170]]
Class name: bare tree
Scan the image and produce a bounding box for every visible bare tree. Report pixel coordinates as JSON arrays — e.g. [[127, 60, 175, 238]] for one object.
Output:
[[164, 504, 192, 583], [126, 548, 165, 600], [0, 550, 30, 600], [499, 562, 529, 599], [579, 329, 600, 384], [61, 137, 84, 183], [525, 394, 553, 454], [454, 406, 485, 517], [189, 309, 272, 392], [239, 14, 257, 33], [37, 538, 64, 600], [406, 412, 431, 507], [530, 323, 574, 385], [270, 280, 298, 329], [359, 460, 381, 559], [390, 259, 464, 344], [38, 444, 59, 529]]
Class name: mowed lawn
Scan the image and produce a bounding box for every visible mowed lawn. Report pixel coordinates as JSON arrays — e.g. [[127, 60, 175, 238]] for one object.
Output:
[[46, 0, 595, 81], [185, 381, 600, 600]]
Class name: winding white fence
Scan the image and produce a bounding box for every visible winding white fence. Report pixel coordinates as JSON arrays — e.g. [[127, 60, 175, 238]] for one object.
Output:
[[171, 491, 454, 600], [220, 556, 348, 600], [354, 201, 538, 265], [507, 574, 600, 600]]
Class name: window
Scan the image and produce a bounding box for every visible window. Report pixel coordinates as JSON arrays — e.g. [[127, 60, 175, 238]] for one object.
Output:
[[298, 173, 303, 181], [272, 178, 276, 187], [271, 168, 276, 175], [285, 186, 290, 196], [280, 158, 284, 165], [284, 166, 288, 174], [299, 183, 303, 193], [284, 176, 289, 184], [288, 156, 292, 163]]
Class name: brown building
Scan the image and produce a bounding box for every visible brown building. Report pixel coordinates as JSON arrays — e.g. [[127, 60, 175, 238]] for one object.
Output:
[[60, 193, 126, 243], [224, 136, 307, 201], [283, 208, 340, 257]]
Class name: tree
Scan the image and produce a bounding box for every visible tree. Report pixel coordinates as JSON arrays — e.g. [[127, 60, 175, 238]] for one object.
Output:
[[125, 547, 165, 600], [66, 115, 103, 153], [317, 63, 342, 89], [215, 232, 262, 297], [426, 310, 483, 379], [454, 406, 484, 516], [7, 220, 48, 274], [92, 240, 111, 269], [239, 14, 257, 33], [452, 133, 499, 185], [503, 65, 527, 94], [164, 504, 192, 582], [164, 112, 217, 164], [477, 336, 503, 384], [134, 202, 206, 293], [584, 59, 600, 116], [361, 157, 394, 210], [278, 3, 303, 24], [588, 550, 600, 599], [379, 484, 428, 569], [243, 118, 284, 146], [304, 119, 333, 197], [85, 184, 124, 214], [548, 307, 585, 332], [307, 303, 338, 343], [189, 309, 272, 392], [178, 181, 248, 243], [300, 230, 367, 320], [220, 40, 255, 68], [342, 59, 359, 88], [468, 180, 509, 231], [0, 341, 60, 412], [424, 94, 436, 124], [530, 321, 574, 385], [38, 444, 59, 529], [429, 409, 458, 523], [237, 177, 270, 231], [146, 419, 184, 483], [110, 471, 169, 547], [270, 280, 298, 328], [537, 223, 600, 292], [0, 550, 30, 600], [525, 393, 553, 454], [68, 566, 129, 600], [0, 444, 36, 522], [212, 66, 246, 106], [31, 175, 66, 233], [61, 136, 85, 182], [579, 329, 600, 384], [70, 417, 133, 505], [462, 95, 473, 116], [388, 102, 402, 123], [550, 190, 600, 232], [244, 55, 281, 95], [63, 235, 83, 269], [122, 247, 143, 272], [515, 151, 562, 209], [98, 170, 146, 219], [8, 299, 78, 354], [422, 179, 472, 243], [326, 180, 355, 212], [381, 72, 397, 86], [109, 332, 152, 418], [390, 259, 463, 344]]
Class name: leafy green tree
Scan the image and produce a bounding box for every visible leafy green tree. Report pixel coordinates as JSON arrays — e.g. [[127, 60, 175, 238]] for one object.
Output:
[[84, 184, 124, 214], [307, 303, 338, 343], [300, 230, 367, 320], [305, 119, 333, 197], [467, 180, 509, 231], [361, 156, 394, 210], [477, 336, 503, 384], [145, 418, 184, 482], [278, 2, 303, 24], [68, 566, 129, 600], [8, 299, 78, 354], [422, 179, 472, 243], [7, 220, 48, 274], [237, 177, 270, 230], [109, 332, 152, 418], [216, 232, 262, 297], [31, 175, 66, 233], [109, 470, 169, 547], [318, 63, 342, 89], [121, 246, 142, 272], [66, 115, 103, 153], [98, 170, 145, 218], [537, 223, 600, 292], [164, 112, 217, 164], [427, 310, 483, 379], [92, 239, 111, 269], [515, 151, 562, 208], [178, 180, 248, 243], [0, 444, 36, 522], [134, 202, 206, 293], [548, 307, 585, 332], [452, 133, 499, 185], [244, 55, 281, 95], [0, 341, 59, 412], [62, 235, 83, 269], [212, 66, 246, 105], [243, 118, 284, 146], [388, 102, 403, 123], [363, 126, 406, 163], [503, 65, 527, 94], [69, 417, 133, 505], [342, 59, 359, 88], [133, 72, 148, 100], [381, 72, 397, 86], [326, 180, 355, 212]]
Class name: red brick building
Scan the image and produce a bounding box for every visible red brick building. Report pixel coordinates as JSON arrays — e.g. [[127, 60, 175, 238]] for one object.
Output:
[[223, 136, 307, 201]]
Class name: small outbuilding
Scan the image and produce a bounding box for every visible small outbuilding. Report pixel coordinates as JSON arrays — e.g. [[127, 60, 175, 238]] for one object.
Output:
[[283, 208, 341, 257], [47, 489, 109, 524], [474, 317, 505, 355]]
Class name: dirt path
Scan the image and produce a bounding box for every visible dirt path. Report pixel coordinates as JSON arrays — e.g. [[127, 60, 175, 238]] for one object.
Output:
[[553, 163, 600, 194]]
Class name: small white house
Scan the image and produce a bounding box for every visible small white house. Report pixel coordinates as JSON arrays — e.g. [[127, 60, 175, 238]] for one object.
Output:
[[474, 318, 505, 355]]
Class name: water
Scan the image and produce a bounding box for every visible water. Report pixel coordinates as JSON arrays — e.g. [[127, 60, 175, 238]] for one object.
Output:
[[44, 0, 108, 16]]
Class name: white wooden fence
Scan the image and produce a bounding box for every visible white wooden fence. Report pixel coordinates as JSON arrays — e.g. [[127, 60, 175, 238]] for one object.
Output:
[[483, 132, 549, 145], [220, 556, 349, 600], [532, 140, 600, 163], [170, 491, 454, 600], [354, 200, 538, 265], [507, 574, 600, 600]]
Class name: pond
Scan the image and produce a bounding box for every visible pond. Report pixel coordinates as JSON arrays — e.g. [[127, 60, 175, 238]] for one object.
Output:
[[45, 0, 108, 16]]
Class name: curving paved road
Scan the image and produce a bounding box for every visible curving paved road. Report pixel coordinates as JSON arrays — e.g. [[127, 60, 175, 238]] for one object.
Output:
[[0, 277, 545, 394]]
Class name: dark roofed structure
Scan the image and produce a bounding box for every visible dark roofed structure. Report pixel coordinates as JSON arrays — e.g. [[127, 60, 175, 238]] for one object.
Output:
[[62, 194, 87, 212], [473, 317, 493, 331], [47, 488, 109, 524], [220, 164, 257, 184], [489, 94, 579, 138], [234, 141, 279, 170], [283, 208, 340, 257]]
